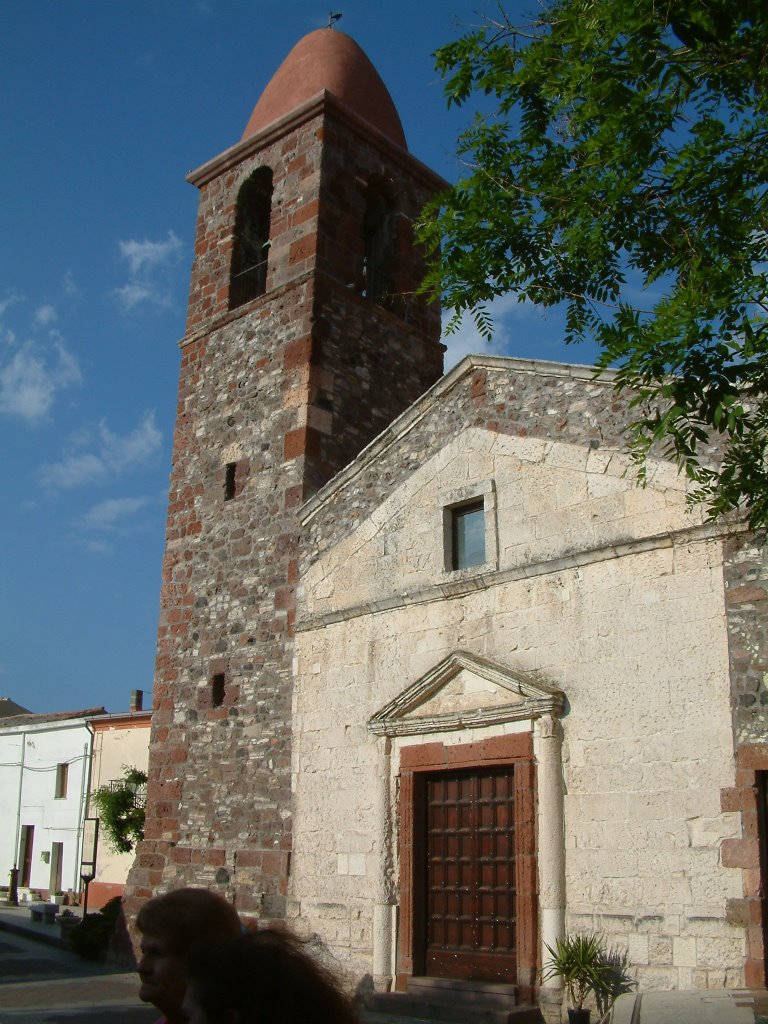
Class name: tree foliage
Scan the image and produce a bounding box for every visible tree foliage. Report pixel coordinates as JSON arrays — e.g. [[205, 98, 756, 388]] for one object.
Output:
[[91, 766, 147, 854], [418, 0, 768, 527]]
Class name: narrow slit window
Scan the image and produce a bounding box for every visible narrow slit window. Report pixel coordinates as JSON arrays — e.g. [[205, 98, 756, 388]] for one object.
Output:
[[224, 462, 237, 501], [451, 500, 485, 570], [211, 673, 226, 707]]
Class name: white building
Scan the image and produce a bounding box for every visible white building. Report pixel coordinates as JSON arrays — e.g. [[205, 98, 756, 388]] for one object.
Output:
[[0, 708, 103, 898]]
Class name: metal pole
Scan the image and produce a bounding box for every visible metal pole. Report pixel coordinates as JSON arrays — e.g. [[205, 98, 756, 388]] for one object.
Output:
[[74, 740, 91, 893], [11, 731, 27, 899]]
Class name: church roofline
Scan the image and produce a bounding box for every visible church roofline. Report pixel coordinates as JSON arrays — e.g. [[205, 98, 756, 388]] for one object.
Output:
[[299, 353, 617, 525], [187, 89, 447, 193]]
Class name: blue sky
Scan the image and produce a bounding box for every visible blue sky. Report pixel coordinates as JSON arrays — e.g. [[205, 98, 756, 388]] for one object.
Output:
[[1, 1, 600, 715]]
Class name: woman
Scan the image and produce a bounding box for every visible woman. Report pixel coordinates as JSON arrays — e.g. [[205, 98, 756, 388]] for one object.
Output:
[[182, 926, 359, 1024]]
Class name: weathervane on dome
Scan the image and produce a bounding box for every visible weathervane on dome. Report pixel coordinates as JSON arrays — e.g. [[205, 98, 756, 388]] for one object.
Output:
[[327, 11, 342, 28]]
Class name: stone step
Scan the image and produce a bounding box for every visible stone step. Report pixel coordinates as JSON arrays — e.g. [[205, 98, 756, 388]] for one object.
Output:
[[406, 977, 521, 1005], [366, 990, 542, 1024]]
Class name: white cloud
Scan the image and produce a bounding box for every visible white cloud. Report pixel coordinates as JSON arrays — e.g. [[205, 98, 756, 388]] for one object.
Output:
[[81, 496, 153, 531], [119, 234, 181, 276], [440, 292, 605, 370], [114, 282, 154, 309], [78, 495, 157, 553], [34, 304, 57, 327], [115, 231, 183, 312], [100, 411, 163, 470], [0, 292, 82, 423], [0, 340, 82, 423], [41, 452, 107, 490], [0, 293, 22, 327], [62, 271, 80, 297], [85, 539, 114, 555], [442, 293, 538, 370], [41, 411, 162, 489]]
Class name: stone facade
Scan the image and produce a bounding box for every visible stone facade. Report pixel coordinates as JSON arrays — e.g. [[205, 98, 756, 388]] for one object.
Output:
[[291, 356, 754, 996]]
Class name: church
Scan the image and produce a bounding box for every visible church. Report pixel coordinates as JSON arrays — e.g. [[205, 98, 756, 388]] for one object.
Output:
[[124, 27, 768, 1019]]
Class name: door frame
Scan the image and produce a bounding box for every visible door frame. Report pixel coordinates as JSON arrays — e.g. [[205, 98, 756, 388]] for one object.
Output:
[[726, 745, 768, 987], [396, 732, 537, 1001]]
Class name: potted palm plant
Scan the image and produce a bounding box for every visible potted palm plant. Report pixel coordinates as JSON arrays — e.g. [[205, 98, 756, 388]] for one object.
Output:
[[541, 933, 618, 1023]]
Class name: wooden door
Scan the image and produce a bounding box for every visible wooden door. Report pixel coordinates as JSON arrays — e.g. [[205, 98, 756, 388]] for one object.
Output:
[[49, 841, 64, 893], [423, 767, 516, 982], [19, 825, 35, 887]]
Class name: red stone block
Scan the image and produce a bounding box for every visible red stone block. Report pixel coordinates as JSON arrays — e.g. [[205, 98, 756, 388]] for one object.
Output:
[[289, 235, 317, 265], [737, 743, 768, 769], [235, 850, 263, 868], [284, 336, 312, 373], [261, 851, 285, 875], [720, 786, 753, 812], [721, 837, 760, 870], [745, 958, 766, 988], [726, 584, 768, 605], [470, 369, 486, 399]]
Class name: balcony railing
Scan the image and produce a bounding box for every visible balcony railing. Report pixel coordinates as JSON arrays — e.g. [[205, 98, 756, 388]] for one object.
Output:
[[229, 260, 267, 309], [107, 778, 147, 809]]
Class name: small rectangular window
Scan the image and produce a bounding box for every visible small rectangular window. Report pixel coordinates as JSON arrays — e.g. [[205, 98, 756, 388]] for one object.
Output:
[[211, 673, 226, 707], [55, 763, 69, 799], [224, 462, 237, 501], [452, 500, 485, 570]]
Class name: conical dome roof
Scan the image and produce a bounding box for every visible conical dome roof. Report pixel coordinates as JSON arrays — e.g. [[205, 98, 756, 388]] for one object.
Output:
[[242, 29, 407, 149]]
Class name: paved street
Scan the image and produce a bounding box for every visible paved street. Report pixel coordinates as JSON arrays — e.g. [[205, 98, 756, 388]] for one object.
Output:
[[0, 909, 419, 1024], [0, 915, 155, 1024]]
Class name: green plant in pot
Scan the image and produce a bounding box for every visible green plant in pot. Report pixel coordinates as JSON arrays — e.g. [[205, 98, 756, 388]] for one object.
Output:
[[542, 932, 629, 1023]]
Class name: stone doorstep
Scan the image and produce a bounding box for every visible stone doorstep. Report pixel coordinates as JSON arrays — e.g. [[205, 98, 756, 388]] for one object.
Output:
[[366, 994, 541, 1024], [367, 980, 542, 1024], [405, 978, 524, 1009]]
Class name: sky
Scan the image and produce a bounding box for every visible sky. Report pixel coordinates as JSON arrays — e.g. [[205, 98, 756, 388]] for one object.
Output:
[[1, 1, 602, 715]]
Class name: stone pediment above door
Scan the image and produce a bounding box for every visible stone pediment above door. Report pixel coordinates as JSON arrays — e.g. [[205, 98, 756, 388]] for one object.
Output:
[[368, 650, 564, 737]]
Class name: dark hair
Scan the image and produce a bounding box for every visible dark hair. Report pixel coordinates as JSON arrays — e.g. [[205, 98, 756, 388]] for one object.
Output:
[[136, 887, 241, 957], [186, 927, 359, 1024]]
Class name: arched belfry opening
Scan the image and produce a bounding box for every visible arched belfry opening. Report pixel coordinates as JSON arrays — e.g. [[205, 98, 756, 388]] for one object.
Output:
[[362, 176, 398, 311], [229, 167, 273, 309]]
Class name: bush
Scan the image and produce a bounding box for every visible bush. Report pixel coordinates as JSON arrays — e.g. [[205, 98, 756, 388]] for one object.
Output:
[[69, 897, 123, 961]]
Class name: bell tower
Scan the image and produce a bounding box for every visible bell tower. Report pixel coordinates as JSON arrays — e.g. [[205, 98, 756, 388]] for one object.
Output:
[[124, 30, 445, 920]]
